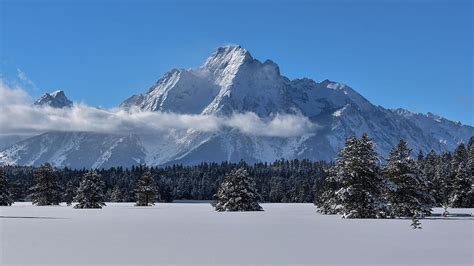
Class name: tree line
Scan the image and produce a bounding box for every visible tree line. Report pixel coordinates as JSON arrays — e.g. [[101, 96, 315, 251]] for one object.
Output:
[[316, 134, 474, 219], [1, 135, 473, 216]]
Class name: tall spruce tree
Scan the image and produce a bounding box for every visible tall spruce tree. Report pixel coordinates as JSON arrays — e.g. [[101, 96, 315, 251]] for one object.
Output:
[[63, 181, 76, 206], [74, 171, 106, 209], [435, 153, 454, 210], [451, 143, 468, 174], [423, 150, 439, 204], [467, 144, 474, 179], [0, 170, 14, 206], [30, 163, 61, 206], [384, 139, 432, 217], [450, 162, 471, 207], [135, 171, 157, 206], [110, 185, 125, 202], [316, 167, 341, 214], [215, 168, 263, 212], [332, 134, 387, 218]]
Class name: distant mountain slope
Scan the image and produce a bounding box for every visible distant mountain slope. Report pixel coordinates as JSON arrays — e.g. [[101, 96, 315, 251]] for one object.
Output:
[[34, 90, 73, 108], [1, 45, 472, 168]]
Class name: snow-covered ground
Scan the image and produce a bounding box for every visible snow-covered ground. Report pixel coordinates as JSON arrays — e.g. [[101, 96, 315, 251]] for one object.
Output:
[[1, 203, 472, 265]]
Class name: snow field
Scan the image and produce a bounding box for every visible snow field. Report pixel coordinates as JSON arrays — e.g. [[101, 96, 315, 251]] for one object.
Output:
[[1, 203, 472, 265]]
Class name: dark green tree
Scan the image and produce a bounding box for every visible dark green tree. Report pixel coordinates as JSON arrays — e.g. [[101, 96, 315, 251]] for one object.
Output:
[[135, 171, 157, 206], [0, 170, 14, 206], [450, 162, 471, 207], [63, 181, 76, 206], [74, 171, 106, 209], [384, 139, 432, 217], [331, 134, 387, 218], [215, 168, 263, 212], [31, 163, 61, 206]]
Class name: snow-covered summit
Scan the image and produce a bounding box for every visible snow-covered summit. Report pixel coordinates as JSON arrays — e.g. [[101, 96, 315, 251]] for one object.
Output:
[[34, 90, 73, 108], [1, 45, 472, 168]]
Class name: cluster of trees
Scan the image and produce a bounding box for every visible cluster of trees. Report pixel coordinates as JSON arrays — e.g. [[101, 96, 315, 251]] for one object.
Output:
[[0, 163, 160, 208], [1, 134, 472, 215], [316, 134, 474, 219], [0, 159, 329, 206]]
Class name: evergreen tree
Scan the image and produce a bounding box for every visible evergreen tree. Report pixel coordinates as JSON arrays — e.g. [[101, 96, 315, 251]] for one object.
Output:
[[63, 181, 76, 206], [450, 162, 471, 207], [74, 171, 106, 209], [30, 163, 61, 206], [110, 185, 125, 202], [435, 153, 454, 209], [410, 212, 422, 229], [215, 168, 263, 212], [467, 144, 474, 179], [332, 134, 387, 218], [423, 150, 439, 203], [451, 143, 468, 173], [135, 171, 157, 206], [0, 170, 14, 206], [316, 167, 341, 215], [384, 139, 432, 217]]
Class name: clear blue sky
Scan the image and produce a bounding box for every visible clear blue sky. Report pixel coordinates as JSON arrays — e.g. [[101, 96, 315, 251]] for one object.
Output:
[[1, 0, 472, 124]]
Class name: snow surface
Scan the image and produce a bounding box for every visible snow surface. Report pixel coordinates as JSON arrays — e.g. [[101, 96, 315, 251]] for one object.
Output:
[[1, 203, 472, 265]]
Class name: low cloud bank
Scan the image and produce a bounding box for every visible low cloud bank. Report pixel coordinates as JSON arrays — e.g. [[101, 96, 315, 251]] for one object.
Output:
[[0, 82, 316, 137]]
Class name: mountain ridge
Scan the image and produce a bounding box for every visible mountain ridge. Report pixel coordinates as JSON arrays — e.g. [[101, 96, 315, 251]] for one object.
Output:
[[1, 45, 472, 168]]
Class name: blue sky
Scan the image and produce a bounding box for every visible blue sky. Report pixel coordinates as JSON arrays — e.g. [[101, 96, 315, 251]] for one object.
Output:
[[1, 0, 472, 124]]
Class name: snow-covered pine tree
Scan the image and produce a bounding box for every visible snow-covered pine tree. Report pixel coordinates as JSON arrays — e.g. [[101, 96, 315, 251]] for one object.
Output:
[[411, 212, 422, 229], [451, 143, 468, 175], [436, 153, 454, 209], [135, 171, 157, 206], [384, 139, 432, 217], [30, 163, 61, 206], [74, 171, 106, 209], [110, 185, 125, 202], [215, 168, 263, 212], [422, 150, 440, 204], [450, 162, 472, 207], [467, 143, 474, 179], [63, 181, 76, 206], [467, 144, 474, 207], [332, 134, 387, 218], [315, 166, 341, 214], [0, 170, 14, 206]]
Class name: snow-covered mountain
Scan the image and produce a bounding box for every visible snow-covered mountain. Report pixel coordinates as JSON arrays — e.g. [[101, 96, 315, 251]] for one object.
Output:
[[34, 90, 73, 108], [1, 45, 472, 168]]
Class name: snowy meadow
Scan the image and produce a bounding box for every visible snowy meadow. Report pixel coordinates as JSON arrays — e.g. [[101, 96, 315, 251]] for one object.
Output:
[[1, 202, 472, 265]]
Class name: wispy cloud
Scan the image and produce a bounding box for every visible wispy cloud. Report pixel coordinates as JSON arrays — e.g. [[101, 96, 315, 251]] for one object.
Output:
[[0, 81, 317, 137], [16, 68, 38, 91]]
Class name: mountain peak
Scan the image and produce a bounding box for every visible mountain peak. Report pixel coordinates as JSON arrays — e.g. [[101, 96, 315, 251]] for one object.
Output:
[[34, 90, 73, 108], [202, 45, 253, 72]]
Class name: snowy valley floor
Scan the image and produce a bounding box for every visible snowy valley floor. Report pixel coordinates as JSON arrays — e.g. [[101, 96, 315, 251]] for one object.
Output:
[[0, 203, 473, 265]]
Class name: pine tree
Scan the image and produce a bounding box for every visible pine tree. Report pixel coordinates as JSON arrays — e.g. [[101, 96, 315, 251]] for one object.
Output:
[[110, 185, 125, 202], [436, 153, 454, 209], [31, 163, 61, 206], [63, 181, 76, 206], [0, 170, 14, 206], [74, 171, 106, 209], [215, 168, 263, 212], [384, 139, 432, 217], [411, 212, 422, 229], [135, 171, 157, 206], [451, 143, 468, 174], [316, 168, 341, 214], [450, 162, 471, 207], [332, 134, 387, 218], [467, 144, 474, 179], [423, 150, 439, 204]]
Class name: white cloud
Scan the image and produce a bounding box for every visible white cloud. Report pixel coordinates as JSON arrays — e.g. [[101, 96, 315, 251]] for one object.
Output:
[[0, 82, 317, 137], [16, 68, 38, 90]]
